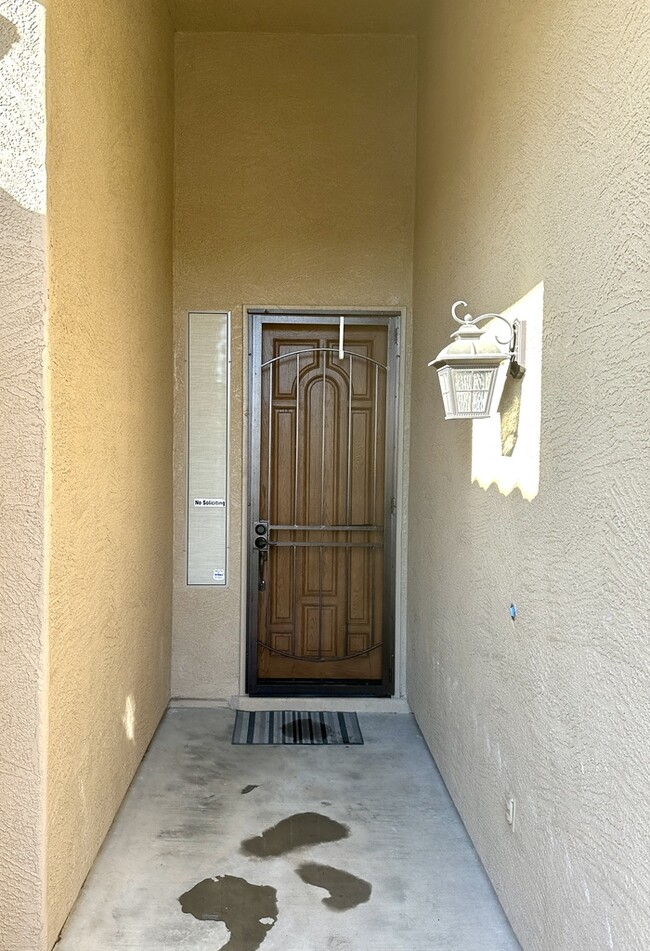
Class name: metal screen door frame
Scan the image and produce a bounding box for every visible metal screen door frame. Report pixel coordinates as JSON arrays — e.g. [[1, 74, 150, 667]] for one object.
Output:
[[246, 309, 400, 698]]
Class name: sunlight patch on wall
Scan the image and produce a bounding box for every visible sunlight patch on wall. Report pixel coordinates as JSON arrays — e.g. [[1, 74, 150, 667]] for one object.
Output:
[[122, 694, 136, 743], [0, 1, 46, 213], [471, 282, 543, 501]]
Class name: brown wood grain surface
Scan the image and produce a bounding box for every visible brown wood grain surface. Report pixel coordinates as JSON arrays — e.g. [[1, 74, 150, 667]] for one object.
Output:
[[256, 324, 388, 682]]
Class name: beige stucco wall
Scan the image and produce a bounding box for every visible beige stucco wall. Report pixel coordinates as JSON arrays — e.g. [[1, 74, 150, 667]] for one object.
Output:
[[170, 0, 425, 34], [409, 1, 650, 949], [173, 32, 417, 699], [0, 2, 47, 948], [45, 0, 174, 942]]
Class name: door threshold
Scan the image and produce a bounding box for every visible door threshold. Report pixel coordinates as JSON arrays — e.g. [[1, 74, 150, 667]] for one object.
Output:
[[231, 695, 410, 714]]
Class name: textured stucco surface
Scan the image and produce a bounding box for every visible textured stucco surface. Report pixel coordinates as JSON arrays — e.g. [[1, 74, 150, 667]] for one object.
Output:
[[0, 2, 47, 948], [173, 32, 417, 699], [409, 2, 650, 950], [170, 0, 425, 35], [46, 0, 174, 943]]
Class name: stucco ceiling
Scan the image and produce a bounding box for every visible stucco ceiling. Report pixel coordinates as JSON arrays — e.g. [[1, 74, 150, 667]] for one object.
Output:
[[169, 0, 427, 34]]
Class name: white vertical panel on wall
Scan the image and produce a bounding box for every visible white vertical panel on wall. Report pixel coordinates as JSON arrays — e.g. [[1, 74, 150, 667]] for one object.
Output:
[[187, 312, 230, 585]]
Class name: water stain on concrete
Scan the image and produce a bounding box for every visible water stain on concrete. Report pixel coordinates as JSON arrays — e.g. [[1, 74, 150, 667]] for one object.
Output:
[[281, 715, 329, 742], [179, 874, 278, 951], [241, 813, 349, 858], [295, 863, 372, 911], [241, 784, 259, 795]]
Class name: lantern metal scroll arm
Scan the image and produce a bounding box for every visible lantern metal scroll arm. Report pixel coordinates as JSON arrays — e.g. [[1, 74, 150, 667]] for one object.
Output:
[[449, 300, 525, 379]]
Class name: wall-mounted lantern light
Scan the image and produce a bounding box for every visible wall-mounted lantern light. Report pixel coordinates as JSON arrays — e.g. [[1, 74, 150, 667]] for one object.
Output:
[[429, 300, 526, 420]]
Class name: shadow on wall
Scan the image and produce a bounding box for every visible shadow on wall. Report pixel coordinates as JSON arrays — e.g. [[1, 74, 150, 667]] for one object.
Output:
[[0, 12, 19, 59], [471, 282, 544, 501]]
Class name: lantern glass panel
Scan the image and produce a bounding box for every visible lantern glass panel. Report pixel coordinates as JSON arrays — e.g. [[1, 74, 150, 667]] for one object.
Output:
[[450, 366, 497, 418], [454, 369, 473, 390], [437, 366, 454, 417]]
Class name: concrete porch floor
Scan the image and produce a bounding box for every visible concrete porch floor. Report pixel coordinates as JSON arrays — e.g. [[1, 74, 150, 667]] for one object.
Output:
[[57, 709, 521, 951]]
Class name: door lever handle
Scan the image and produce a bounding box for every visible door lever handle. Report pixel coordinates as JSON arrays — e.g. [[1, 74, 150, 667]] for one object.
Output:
[[258, 549, 267, 592]]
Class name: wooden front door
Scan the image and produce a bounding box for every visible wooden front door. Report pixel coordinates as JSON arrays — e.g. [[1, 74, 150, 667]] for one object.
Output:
[[247, 314, 398, 696]]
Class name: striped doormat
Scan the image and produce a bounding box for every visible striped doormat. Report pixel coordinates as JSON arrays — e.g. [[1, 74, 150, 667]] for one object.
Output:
[[232, 710, 363, 745]]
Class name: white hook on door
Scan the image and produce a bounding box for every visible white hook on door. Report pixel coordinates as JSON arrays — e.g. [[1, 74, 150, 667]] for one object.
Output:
[[339, 315, 345, 360]]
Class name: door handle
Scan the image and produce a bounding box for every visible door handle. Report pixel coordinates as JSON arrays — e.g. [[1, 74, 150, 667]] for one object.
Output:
[[253, 520, 269, 590], [258, 548, 267, 592]]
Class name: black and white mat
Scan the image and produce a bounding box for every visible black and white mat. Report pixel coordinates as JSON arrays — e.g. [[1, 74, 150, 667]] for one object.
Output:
[[232, 710, 363, 745]]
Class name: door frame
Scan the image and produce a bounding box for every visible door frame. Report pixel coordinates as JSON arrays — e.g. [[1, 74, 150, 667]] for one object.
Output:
[[243, 307, 405, 698]]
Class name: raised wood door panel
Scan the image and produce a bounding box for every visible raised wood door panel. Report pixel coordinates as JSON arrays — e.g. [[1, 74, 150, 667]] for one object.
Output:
[[250, 320, 394, 691]]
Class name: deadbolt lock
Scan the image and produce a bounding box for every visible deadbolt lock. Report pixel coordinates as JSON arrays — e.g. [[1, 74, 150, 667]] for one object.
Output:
[[253, 520, 269, 550]]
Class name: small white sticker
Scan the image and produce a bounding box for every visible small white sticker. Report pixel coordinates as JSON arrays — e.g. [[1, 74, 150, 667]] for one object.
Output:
[[194, 498, 226, 507], [213, 568, 225, 582]]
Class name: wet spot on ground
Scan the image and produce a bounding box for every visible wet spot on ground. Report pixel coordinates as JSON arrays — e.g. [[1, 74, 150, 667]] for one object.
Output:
[[241, 784, 259, 795], [241, 812, 349, 858], [179, 874, 278, 951], [295, 863, 372, 911]]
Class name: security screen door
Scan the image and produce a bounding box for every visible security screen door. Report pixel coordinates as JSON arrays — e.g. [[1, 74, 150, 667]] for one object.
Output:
[[247, 314, 398, 697]]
